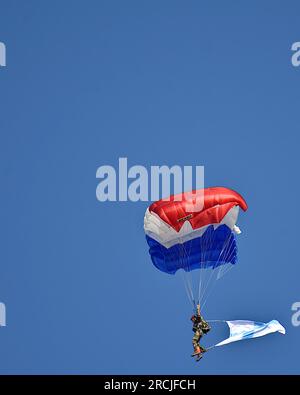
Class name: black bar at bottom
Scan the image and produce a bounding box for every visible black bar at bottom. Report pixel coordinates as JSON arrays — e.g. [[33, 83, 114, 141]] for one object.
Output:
[[0, 374, 298, 391]]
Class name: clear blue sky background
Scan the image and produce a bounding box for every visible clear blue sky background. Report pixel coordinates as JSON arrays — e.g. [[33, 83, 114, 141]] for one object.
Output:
[[0, 0, 299, 374]]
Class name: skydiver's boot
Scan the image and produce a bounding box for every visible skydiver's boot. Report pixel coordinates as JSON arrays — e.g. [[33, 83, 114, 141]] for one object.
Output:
[[195, 346, 207, 361], [195, 353, 203, 362], [191, 346, 201, 358], [200, 345, 207, 353]]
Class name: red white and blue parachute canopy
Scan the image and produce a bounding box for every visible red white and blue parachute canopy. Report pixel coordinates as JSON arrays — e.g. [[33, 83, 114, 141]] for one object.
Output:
[[144, 187, 247, 248], [144, 187, 247, 275]]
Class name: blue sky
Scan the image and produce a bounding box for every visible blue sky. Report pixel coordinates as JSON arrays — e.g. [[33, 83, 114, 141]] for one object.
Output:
[[0, 0, 299, 374]]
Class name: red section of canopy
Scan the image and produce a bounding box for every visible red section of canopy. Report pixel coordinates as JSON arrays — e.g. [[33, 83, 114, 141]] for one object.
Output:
[[149, 187, 248, 232]]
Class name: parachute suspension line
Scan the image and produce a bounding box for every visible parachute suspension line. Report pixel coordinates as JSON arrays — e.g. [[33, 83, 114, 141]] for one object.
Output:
[[186, 254, 197, 309], [183, 271, 196, 308], [198, 228, 206, 303], [197, 261, 203, 307], [201, 231, 236, 311], [174, 242, 194, 307], [182, 235, 194, 296], [197, 231, 203, 305], [198, 226, 218, 306], [217, 260, 234, 280], [184, 243, 196, 308], [199, 230, 232, 308], [171, 243, 188, 305], [216, 233, 237, 280], [206, 319, 226, 323], [200, 273, 219, 311], [205, 345, 216, 351], [179, 237, 196, 308], [180, 270, 195, 308], [183, 267, 195, 307], [199, 268, 216, 308], [176, 224, 239, 311], [205, 320, 227, 351], [201, 240, 233, 309], [217, 249, 235, 280], [198, 227, 209, 304], [197, 227, 211, 305]]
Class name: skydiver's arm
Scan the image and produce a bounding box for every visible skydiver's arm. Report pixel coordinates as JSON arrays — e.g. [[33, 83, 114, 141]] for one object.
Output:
[[201, 318, 211, 333]]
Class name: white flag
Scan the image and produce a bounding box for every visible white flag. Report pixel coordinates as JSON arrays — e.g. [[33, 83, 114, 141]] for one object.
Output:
[[214, 319, 285, 347]]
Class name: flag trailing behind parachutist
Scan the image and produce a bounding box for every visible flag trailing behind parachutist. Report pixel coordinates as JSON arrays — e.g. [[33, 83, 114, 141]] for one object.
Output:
[[207, 320, 285, 349]]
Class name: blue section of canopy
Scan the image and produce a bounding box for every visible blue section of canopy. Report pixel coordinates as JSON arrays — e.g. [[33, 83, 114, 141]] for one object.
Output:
[[146, 225, 237, 275]]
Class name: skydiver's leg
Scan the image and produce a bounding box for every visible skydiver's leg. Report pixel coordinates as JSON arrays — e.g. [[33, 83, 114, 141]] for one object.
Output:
[[192, 331, 200, 349], [191, 331, 201, 356], [197, 333, 207, 353]]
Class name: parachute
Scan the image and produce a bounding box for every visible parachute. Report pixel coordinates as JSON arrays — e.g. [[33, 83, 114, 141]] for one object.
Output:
[[144, 187, 248, 310]]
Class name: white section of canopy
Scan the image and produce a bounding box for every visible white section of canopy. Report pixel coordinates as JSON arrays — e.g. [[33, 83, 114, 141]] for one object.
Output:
[[144, 205, 240, 248]]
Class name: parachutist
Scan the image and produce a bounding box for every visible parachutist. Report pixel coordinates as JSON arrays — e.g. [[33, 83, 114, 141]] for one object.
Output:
[[144, 187, 248, 358], [191, 304, 210, 361]]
